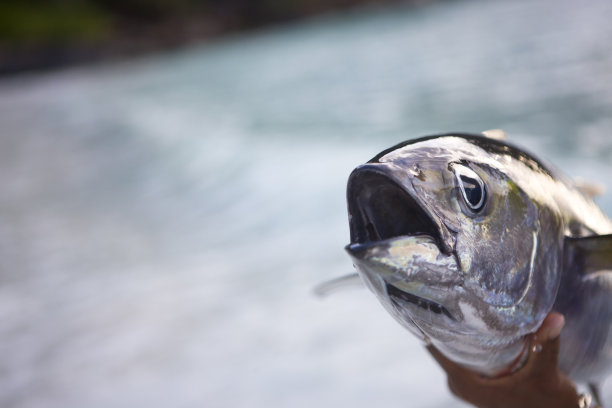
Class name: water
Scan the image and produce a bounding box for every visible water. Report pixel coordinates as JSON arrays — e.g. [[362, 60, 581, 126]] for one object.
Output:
[[1, 0, 612, 406]]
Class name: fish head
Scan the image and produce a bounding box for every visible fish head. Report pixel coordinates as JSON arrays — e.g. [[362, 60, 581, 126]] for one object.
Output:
[[346, 135, 564, 373]]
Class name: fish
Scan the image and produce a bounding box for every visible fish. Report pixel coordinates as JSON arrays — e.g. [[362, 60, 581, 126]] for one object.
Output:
[[343, 132, 612, 388]]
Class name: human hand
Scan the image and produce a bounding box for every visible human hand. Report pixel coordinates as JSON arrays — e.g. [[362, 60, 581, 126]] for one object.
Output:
[[427, 313, 580, 408]]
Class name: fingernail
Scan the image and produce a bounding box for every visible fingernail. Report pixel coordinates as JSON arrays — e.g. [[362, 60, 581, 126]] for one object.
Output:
[[546, 313, 565, 340]]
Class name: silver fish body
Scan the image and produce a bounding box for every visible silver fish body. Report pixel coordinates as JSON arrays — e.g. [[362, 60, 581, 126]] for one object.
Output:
[[345, 133, 612, 383]]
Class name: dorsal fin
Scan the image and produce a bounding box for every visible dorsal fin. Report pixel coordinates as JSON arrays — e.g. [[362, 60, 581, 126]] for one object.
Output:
[[565, 234, 612, 279], [481, 129, 507, 140]]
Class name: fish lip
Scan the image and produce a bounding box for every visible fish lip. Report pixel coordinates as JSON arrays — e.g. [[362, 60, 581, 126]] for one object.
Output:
[[344, 234, 438, 261], [386, 282, 456, 321], [344, 236, 411, 259], [346, 164, 451, 254]]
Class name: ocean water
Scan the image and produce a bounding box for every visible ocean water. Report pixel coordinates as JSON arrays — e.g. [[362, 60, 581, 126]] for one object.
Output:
[[1, 0, 612, 406]]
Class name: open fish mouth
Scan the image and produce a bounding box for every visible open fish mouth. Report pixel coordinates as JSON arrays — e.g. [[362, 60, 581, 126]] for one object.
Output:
[[347, 167, 442, 248], [386, 282, 455, 321], [346, 165, 457, 321]]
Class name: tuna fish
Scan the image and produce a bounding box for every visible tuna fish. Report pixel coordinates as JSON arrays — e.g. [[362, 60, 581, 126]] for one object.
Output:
[[343, 132, 612, 387]]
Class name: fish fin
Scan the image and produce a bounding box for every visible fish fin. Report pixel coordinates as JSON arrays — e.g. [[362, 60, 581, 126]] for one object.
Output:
[[481, 129, 507, 140], [573, 177, 605, 198], [313, 273, 363, 297], [587, 383, 603, 407], [565, 235, 612, 280]]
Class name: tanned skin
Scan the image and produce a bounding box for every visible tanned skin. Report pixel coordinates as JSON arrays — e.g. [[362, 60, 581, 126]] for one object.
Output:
[[427, 313, 582, 408]]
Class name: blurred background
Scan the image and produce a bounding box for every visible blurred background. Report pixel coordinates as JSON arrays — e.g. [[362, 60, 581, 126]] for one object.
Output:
[[1, 0, 612, 407]]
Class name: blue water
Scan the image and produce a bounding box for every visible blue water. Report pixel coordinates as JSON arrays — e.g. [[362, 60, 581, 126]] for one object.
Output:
[[1, 0, 612, 406]]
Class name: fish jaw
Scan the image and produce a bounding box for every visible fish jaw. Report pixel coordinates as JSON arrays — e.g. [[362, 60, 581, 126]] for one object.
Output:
[[345, 235, 462, 291], [346, 235, 529, 376], [346, 236, 464, 340], [345, 159, 465, 339]]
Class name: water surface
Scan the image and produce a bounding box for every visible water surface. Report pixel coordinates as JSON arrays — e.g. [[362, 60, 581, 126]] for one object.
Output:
[[1, 0, 612, 406]]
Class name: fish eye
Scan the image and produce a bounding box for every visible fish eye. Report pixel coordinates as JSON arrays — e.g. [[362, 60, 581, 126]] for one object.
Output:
[[452, 164, 486, 212]]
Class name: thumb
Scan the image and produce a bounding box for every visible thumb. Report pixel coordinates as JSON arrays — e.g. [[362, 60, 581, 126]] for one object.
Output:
[[535, 312, 565, 342]]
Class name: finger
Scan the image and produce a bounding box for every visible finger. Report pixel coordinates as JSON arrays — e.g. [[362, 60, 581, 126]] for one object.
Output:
[[534, 312, 565, 342], [446, 376, 481, 403], [426, 345, 456, 373]]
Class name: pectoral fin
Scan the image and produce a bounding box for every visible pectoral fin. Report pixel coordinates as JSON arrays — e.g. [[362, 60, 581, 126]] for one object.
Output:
[[565, 234, 612, 281], [313, 273, 363, 297]]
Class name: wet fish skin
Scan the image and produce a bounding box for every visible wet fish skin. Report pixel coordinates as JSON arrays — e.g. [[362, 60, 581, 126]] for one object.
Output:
[[345, 133, 612, 382]]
